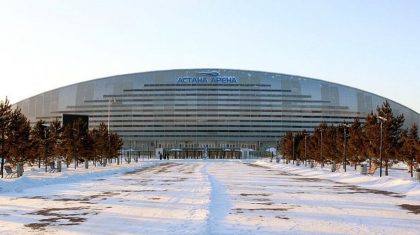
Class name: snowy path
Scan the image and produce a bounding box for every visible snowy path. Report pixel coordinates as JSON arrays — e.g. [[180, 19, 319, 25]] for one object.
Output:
[[1, 161, 420, 234], [202, 163, 232, 234], [0, 162, 211, 234], [206, 162, 420, 234]]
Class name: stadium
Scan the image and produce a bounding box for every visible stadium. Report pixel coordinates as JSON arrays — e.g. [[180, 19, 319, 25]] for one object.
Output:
[[14, 69, 420, 158]]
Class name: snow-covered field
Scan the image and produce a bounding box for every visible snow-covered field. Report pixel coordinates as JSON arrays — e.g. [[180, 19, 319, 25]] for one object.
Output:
[[1, 160, 420, 234]]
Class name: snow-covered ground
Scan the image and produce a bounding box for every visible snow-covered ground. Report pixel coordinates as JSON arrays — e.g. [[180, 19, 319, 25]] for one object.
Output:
[[1, 160, 420, 234], [258, 159, 420, 198], [0, 160, 157, 193]]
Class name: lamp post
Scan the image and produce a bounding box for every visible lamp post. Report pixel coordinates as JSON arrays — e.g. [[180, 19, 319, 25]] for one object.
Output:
[[320, 129, 324, 168], [108, 99, 115, 132], [107, 99, 115, 165], [72, 126, 81, 169], [129, 139, 132, 164], [42, 123, 50, 173], [343, 124, 350, 172], [304, 134, 309, 166], [378, 116, 387, 177], [0, 115, 5, 178], [292, 135, 295, 165]]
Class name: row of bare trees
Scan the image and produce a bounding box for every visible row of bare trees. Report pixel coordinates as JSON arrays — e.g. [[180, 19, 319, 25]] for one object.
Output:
[[0, 97, 123, 177], [278, 101, 420, 177]]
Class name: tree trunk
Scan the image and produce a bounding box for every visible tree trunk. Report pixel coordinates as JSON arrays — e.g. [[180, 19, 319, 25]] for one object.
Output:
[[354, 161, 357, 170], [385, 160, 388, 176], [411, 158, 414, 178], [100, 150, 103, 166]]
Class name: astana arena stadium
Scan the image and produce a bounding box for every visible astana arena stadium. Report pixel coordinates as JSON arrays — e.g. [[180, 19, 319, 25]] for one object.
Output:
[[13, 69, 420, 158]]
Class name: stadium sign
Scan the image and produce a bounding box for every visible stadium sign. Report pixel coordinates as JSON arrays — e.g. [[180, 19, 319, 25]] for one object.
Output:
[[177, 71, 238, 84]]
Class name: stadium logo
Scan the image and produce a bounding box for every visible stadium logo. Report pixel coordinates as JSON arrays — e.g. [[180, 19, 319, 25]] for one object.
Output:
[[196, 71, 220, 77], [177, 71, 238, 84]]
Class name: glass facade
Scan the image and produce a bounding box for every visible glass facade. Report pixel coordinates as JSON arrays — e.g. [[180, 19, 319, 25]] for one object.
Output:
[[14, 69, 420, 151]]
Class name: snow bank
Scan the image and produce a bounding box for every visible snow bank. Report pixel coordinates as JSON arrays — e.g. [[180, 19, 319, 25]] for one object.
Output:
[[0, 161, 159, 194], [255, 160, 420, 199]]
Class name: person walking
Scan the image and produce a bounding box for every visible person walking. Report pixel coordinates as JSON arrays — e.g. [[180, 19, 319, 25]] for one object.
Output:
[[159, 151, 162, 160]]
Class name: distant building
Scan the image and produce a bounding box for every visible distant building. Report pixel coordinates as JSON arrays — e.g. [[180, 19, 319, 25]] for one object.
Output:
[[14, 69, 420, 157]]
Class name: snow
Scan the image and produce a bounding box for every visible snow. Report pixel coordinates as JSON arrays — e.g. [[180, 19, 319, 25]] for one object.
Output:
[[265, 147, 276, 153], [0, 161, 158, 194], [202, 162, 232, 234], [1, 159, 420, 234], [256, 160, 420, 198]]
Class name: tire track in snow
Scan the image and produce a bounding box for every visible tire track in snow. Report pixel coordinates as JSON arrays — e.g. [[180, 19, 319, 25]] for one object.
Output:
[[202, 162, 232, 235]]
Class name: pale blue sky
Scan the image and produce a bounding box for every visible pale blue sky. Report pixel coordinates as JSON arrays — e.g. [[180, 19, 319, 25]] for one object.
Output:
[[0, 0, 419, 113]]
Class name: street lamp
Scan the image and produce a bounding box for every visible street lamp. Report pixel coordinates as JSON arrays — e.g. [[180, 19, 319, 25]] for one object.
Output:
[[129, 139, 132, 164], [320, 128, 324, 168], [292, 135, 295, 165], [72, 127, 81, 169], [304, 134, 309, 166], [378, 116, 387, 177], [107, 99, 115, 165], [108, 99, 116, 132], [343, 124, 350, 172], [42, 123, 50, 173], [0, 115, 5, 178]]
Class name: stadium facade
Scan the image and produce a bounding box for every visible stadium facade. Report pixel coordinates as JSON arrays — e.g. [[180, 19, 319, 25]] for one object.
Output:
[[14, 69, 420, 158]]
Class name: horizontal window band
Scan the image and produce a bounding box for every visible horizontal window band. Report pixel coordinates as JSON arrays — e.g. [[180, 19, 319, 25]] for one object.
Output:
[[103, 94, 311, 98], [35, 116, 62, 120], [93, 125, 325, 128], [84, 99, 328, 103], [67, 103, 333, 109], [57, 104, 349, 112], [81, 114, 363, 118], [40, 115, 363, 121], [143, 84, 272, 87], [53, 110, 363, 115], [87, 119, 363, 124], [112, 130, 329, 133], [60, 104, 349, 110], [124, 88, 291, 92], [119, 135, 284, 138]]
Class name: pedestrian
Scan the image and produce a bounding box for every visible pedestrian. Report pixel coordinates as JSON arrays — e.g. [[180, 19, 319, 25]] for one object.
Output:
[[166, 153, 169, 160], [159, 151, 162, 160]]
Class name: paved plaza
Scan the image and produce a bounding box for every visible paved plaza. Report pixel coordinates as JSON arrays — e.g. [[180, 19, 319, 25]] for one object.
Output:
[[1, 161, 420, 234]]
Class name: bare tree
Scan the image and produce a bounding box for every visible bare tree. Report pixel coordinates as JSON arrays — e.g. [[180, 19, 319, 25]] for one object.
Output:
[[5, 108, 32, 166], [109, 132, 123, 160], [296, 129, 309, 163], [347, 118, 367, 170], [279, 131, 293, 163], [376, 101, 405, 176], [48, 119, 63, 165], [30, 120, 47, 168], [324, 124, 339, 164], [0, 97, 12, 177], [72, 118, 92, 168], [61, 124, 75, 168], [363, 111, 379, 169], [400, 123, 420, 177], [92, 123, 108, 165]]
